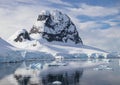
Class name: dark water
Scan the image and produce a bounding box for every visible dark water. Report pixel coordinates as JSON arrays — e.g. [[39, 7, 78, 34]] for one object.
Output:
[[0, 59, 120, 85]]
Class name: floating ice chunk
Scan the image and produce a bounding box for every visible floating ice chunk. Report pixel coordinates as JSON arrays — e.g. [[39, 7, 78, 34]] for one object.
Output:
[[29, 63, 42, 70], [48, 61, 68, 67], [55, 56, 64, 61], [93, 65, 113, 71]]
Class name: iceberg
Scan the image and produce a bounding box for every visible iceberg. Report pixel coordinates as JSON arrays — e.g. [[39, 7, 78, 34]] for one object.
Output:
[[93, 65, 113, 71]]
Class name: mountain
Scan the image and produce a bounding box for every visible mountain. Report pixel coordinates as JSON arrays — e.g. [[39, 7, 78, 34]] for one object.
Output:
[[8, 10, 108, 58], [0, 37, 23, 62], [29, 10, 83, 44]]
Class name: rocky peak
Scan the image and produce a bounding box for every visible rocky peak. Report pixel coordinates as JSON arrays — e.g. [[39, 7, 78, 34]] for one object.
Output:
[[30, 10, 83, 44], [12, 29, 31, 42], [37, 10, 50, 21]]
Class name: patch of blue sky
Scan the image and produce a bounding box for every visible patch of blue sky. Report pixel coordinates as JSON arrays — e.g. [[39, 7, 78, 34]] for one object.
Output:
[[16, 1, 35, 6], [62, 0, 119, 7], [104, 15, 119, 20], [46, 4, 64, 10], [77, 15, 118, 22], [77, 15, 99, 22], [111, 19, 120, 22], [99, 23, 111, 29]]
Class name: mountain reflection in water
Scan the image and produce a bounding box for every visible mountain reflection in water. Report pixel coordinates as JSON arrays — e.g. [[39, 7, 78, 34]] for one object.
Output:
[[13, 61, 83, 85], [41, 68, 83, 85], [0, 59, 120, 85]]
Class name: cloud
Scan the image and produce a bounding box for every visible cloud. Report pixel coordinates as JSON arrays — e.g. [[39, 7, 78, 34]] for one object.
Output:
[[79, 21, 102, 30], [103, 16, 120, 27], [69, 3, 119, 17], [79, 25, 120, 52], [102, 26, 120, 38], [0, 6, 36, 38], [64, 3, 120, 52], [68, 13, 120, 52], [0, 0, 57, 39], [47, 0, 72, 6]]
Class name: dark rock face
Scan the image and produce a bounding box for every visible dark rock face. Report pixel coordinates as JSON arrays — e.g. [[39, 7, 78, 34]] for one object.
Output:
[[29, 26, 40, 34], [14, 74, 31, 85], [41, 68, 83, 85], [29, 10, 83, 44], [37, 15, 49, 21], [14, 29, 31, 42]]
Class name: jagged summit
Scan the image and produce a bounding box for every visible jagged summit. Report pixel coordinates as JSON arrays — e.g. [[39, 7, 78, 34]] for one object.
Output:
[[29, 10, 83, 44]]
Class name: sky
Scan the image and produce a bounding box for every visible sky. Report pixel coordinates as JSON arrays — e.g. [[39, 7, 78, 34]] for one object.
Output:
[[0, 0, 120, 52]]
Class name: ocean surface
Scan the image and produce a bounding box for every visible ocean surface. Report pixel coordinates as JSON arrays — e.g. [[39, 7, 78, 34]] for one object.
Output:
[[0, 58, 120, 85]]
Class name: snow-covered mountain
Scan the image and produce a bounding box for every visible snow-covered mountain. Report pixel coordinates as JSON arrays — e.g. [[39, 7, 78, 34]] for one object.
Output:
[[30, 10, 83, 44], [8, 10, 108, 58], [0, 37, 23, 62]]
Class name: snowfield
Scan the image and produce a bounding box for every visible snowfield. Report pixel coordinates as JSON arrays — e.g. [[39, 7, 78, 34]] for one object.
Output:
[[0, 36, 109, 63], [8, 37, 108, 60]]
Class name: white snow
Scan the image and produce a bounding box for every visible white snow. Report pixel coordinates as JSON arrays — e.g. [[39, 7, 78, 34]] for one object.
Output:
[[34, 21, 45, 32], [5, 35, 109, 61], [8, 36, 108, 59], [30, 33, 42, 40], [39, 10, 50, 16], [8, 29, 28, 42]]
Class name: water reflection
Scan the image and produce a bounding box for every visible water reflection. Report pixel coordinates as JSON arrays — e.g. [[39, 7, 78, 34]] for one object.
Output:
[[0, 63, 21, 79], [0, 59, 120, 85], [41, 67, 83, 85], [118, 59, 120, 66], [13, 60, 84, 85]]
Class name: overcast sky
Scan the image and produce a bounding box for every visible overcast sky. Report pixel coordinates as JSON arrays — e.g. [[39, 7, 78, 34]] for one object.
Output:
[[0, 0, 120, 52]]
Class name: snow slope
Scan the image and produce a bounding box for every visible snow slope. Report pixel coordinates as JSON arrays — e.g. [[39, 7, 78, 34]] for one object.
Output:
[[0, 37, 54, 62], [0, 38, 23, 62], [8, 35, 108, 59]]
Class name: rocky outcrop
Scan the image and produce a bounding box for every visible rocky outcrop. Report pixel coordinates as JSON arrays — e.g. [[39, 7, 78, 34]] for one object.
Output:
[[30, 10, 83, 44], [14, 29, 31, 42]]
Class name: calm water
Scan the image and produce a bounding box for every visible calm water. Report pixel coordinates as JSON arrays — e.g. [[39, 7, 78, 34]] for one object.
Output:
[[0, 59, 120, 85]]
